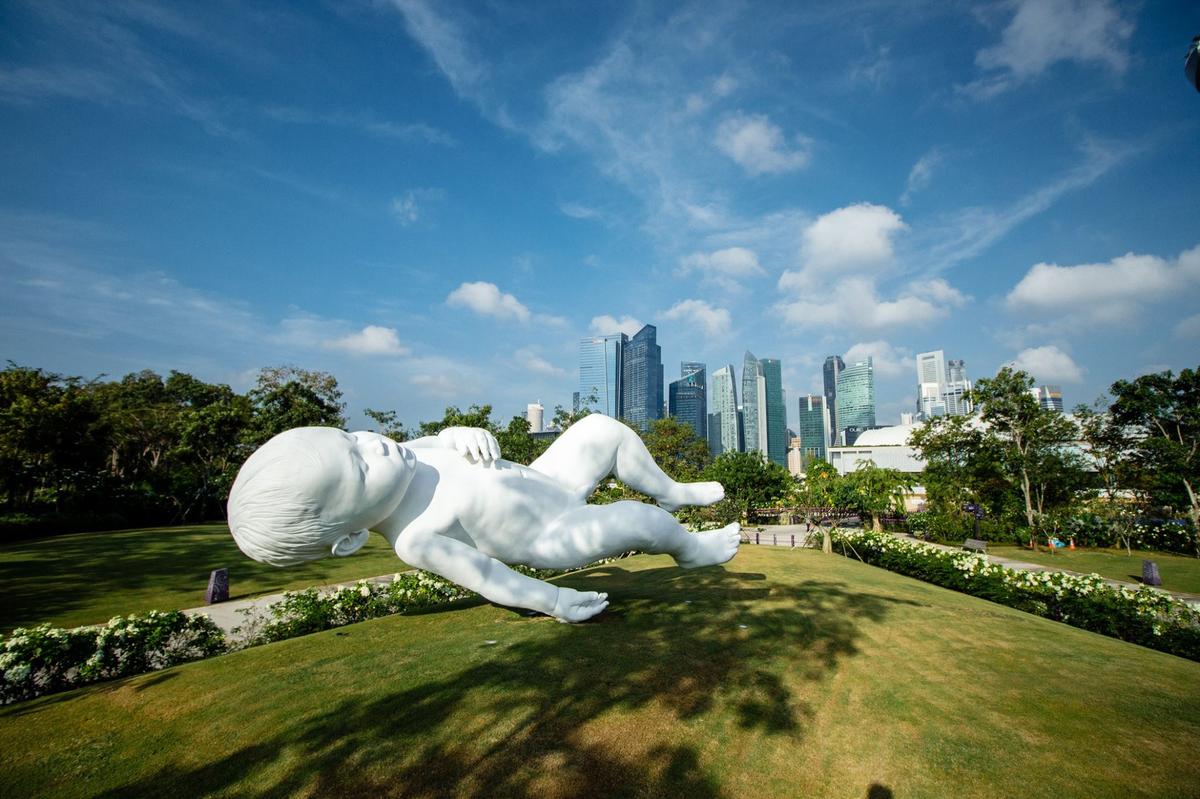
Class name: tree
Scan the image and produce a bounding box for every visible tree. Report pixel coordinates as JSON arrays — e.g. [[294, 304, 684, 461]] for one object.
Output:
[[1109, 367, 1200, 555], [549, 391, 596, 432], [640, 417, 712, 483], [495, 416, 550, 466], [417, 405, 497, 437], [245, 366, 345, 444], [363, 408, 410, 441], [793, 459, 844, 553], [841, 460, 914, 533], [703, 451, 791, 522], [971, 367, 1083, 541]]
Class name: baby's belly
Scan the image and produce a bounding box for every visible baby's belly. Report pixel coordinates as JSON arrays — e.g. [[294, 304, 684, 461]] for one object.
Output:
[[454, 464, 573, 560]]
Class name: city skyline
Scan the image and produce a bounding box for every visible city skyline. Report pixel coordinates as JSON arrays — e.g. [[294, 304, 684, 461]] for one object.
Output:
[[1, 2, 1196, 434]]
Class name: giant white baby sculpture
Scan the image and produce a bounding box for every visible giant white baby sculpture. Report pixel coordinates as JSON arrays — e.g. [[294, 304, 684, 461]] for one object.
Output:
[[227, 414, 740, 622]]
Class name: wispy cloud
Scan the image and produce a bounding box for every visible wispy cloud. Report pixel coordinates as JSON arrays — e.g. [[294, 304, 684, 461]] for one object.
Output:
[[900, 148, 942, 206], [659, 299, 732, 337], [262, 105, 456, 146], [714, 112, 811, 175], [914, 137, 1134, 273], [959, 0, 1134, 100]]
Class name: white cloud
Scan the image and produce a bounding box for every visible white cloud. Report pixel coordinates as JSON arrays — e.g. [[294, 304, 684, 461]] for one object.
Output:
[[900, 149, 942, 206], [715, 112, 811, 175], [325, 325, 409, 357], [844, 340, 913, 378], [1005, 245, 1200, 323], [515, 347, 567, 377], [589, 314, 643, 337], [560, 202, 602, 220], [1174, 314, 1200, 339], [659, 299, 732, 337], [446, 281, 531, 322], [1009, 345, 1085, 383], [961, 0, 1134, 99], [677, 246, 765, 291], [776, 276, 967, 332], [780, 204, 907, 291]]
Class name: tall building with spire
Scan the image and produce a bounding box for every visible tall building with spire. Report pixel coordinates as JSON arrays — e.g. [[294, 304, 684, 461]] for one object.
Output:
[[741, 351, 766, 457], [621, 324, 663, 431], [823, 355, 844, 447], [668, 362, 707, 440], [708, 364, 741, 455]]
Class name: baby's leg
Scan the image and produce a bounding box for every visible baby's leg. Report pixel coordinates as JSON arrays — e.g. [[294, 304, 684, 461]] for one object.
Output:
[[530, 414, 723, 511], [395, 525, 608, 623], [525, 501, 740, 570]]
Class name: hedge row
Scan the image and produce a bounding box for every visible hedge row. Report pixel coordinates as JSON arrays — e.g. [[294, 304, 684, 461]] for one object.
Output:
[[829, 529, 1200, 661]]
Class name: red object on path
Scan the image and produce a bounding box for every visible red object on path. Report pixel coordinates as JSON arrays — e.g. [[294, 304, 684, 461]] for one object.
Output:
[[1069, 538, 1076, 550]]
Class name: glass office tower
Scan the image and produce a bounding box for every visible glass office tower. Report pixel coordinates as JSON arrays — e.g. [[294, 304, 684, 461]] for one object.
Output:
[[708, 364, 741, 455], [668, 362, 707, 440], [823, 355, 844, 447], [760, 357, 787, 468], [578, 333, 626, 418], [621, 324, 663, 431], [836, 357, 876, 442]]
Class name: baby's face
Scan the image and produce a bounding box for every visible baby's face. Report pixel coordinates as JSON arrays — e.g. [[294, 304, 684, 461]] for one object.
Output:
[[304, 429, 417, 531]]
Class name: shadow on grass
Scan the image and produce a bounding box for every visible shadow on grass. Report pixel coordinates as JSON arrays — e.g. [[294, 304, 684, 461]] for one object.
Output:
[[0, 525, 402, 631], [85, 563, 917, 798]]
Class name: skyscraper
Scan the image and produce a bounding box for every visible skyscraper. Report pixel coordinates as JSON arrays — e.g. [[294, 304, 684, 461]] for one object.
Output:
[[578, 333, 626, 418], [708, 364, 741, 455], [797, 394, 828, 464], [741, 351, 764, 456], [943, 358, 973, 416], [760, 357, 787, 468], [621, 324, 663, 431], [668, 362, 707, 440], [823, 355, 844, 447], [915, 349, 947, 419], [526, 401, 543, 433], [837, 357, 876, 442], [1035, 385, 1064, 412]]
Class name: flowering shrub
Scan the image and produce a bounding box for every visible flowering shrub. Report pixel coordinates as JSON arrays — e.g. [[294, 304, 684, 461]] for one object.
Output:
[[238, 570, 474, 645], [0, 611, 226, 705], [829, 529, 1200, 661]]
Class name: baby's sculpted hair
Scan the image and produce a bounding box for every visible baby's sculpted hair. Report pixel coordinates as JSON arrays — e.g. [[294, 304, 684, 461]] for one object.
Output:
[[227, 428, 369, 567]]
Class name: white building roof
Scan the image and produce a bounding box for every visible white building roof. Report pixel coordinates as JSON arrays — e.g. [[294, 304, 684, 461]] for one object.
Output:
[[852, 423, 920, 447]]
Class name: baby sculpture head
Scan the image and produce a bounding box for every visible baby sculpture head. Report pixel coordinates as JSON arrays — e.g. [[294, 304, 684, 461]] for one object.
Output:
[[227, 428, 416, 566]]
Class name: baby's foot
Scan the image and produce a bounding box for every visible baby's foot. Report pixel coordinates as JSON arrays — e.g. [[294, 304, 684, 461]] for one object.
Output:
[[659, 481, 725, 512], [552, 587, 609, 623], [675, 523, 741, 569]]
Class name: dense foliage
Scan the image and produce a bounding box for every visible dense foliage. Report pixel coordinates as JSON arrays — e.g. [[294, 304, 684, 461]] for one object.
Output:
[[830, 529, 1200, 661]]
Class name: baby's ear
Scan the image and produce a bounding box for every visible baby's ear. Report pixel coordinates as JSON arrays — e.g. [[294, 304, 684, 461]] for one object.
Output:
[[331, 529, 370, 557]]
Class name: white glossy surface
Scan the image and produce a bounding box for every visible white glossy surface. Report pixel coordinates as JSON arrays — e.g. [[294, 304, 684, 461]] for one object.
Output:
[[228, 414, 738, 622]]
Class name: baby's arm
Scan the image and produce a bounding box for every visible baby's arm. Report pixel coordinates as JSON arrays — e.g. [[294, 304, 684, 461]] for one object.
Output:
[[404, 427, 501, 464], [395, 524, 608, 623]]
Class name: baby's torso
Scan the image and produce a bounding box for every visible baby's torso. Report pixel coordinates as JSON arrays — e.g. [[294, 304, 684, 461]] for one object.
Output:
[[383, 449, 579, 559]]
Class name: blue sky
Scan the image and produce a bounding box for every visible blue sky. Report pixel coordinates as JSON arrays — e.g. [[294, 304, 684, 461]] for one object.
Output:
[[1, 0, 1197, 432]]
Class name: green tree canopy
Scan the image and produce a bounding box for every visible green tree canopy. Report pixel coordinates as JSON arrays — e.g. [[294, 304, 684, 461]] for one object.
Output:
[[703, 451, 792, 521], [1109, 367, 1200, 553]]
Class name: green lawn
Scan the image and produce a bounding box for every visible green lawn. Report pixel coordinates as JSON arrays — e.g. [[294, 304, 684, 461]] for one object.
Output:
[[989, 545, 1200, 594], [2, 546, 1198, 798], [0, 524, 409, 632]]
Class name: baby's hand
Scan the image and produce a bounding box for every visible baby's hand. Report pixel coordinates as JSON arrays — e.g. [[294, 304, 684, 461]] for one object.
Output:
[[437, 427, 501, 465]]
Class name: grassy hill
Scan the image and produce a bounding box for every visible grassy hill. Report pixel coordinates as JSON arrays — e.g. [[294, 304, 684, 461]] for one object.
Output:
[[2, 546, 1198, 798], [0, 524, 408, 632]]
